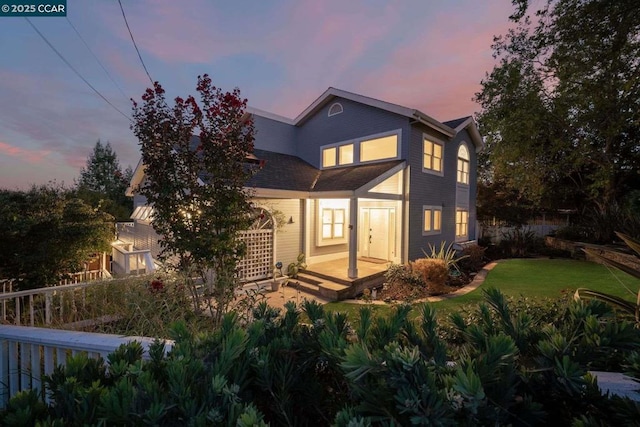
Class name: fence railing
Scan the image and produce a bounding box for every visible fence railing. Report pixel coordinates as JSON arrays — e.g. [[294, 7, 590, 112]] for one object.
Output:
[[0, 279, 120, 327], [0, 325, 173, 408]]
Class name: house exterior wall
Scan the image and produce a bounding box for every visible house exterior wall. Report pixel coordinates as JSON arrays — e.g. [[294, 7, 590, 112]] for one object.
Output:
[[296, 98, 411, 167], [252, 198, 303, 269], [405, 124, 478, 260], [252, 115, 297, 155]]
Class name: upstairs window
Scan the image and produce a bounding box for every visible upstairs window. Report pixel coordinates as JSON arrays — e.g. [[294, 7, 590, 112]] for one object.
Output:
[[322, 147, 337, 167], [339, 144, 354, 165], [328, 102, 343, 117], [457, 144, 470, 184], [423, 138, 443, 173], [360, 134, 398, 162]]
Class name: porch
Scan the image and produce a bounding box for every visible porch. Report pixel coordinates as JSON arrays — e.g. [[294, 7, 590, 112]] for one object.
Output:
[[294, 257, 389, 301]]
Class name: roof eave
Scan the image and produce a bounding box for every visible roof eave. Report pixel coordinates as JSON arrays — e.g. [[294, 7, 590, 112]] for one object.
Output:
[[412, 112, 455, 137]]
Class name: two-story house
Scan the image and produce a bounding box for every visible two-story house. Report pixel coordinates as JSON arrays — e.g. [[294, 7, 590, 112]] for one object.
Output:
[[121, 87, 482, 298]]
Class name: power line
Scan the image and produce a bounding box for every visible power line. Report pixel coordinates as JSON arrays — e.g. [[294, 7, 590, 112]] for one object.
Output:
[[25, 18, 131, 122], [117, 0, 154, 86], [65, 16, 130, 103]]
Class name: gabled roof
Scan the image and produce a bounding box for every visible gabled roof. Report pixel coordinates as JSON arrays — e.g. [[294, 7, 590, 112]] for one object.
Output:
[[292, 87, 456, 138], [444, 116, 484, 152], [248, 149, 404, 193]]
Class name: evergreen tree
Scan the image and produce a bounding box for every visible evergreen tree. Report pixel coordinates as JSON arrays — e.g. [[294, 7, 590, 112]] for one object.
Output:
[[76, 140, 133, 221]]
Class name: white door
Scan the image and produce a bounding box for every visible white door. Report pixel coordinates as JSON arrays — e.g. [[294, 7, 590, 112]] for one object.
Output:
[[361, 208, 391, 260]]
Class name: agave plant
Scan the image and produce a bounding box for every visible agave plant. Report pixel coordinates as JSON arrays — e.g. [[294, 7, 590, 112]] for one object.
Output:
[[574, 232, 640, 325], [422, 241, 468, 273]]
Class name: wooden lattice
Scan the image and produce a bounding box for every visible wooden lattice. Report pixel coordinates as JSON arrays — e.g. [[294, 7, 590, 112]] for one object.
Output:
[[237, 208, 274, 282], [237, 229, 273, 281]]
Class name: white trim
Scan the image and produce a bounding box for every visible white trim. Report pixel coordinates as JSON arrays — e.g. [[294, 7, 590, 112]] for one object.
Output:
[[294, 88, 455, 137], [320, 129, 402, 170], [422, 134, 445, 176], [422, 205, 443, 236], [456, 142, 470, 185], [327, 102, 343, 117], [246, 106, 295, 125], [452, 116, 484, 152]]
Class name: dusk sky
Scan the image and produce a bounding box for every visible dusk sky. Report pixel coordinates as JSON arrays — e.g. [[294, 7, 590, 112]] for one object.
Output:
[[0, 0, 515, 190]]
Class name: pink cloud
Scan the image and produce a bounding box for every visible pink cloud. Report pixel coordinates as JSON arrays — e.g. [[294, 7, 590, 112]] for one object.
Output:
[[354, 2, 515, 120], [0, 141, 51, 164]]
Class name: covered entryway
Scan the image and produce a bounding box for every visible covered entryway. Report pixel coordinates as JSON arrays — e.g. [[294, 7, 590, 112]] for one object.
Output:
[[359, 207, 396, 261]]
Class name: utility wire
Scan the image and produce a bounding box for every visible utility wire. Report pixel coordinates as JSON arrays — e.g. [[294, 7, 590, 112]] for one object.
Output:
[[25, 18, 131, 122], [118, 0, 154, 86], [65, 16, 130, 103]]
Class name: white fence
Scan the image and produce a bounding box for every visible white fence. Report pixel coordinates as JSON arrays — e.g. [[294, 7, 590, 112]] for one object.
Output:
[[479, 216, 569, 244], [0, 325, 173, 408], [0, 279, 119, 327]]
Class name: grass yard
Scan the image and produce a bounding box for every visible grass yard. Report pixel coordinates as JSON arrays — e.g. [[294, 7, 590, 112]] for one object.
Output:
[[325, 258, 640, 320]]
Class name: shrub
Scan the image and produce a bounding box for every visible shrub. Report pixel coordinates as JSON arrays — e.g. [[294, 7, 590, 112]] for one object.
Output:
[[409, 258, 448, 294], [458, 244, 487, 273], [499, 227, 541, 257], [2, 292, 640, 426]]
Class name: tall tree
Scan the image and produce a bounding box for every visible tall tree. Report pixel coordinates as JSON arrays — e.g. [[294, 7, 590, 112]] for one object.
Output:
[[476, 0, 640, 212], [0, 185, 114, 290], [76, 140, 133, 220], [131, 75, 257, 324]]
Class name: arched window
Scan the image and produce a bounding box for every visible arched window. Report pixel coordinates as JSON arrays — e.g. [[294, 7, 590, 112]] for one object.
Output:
[[457, 144, 470, 184], [328, 102, 343, 117]]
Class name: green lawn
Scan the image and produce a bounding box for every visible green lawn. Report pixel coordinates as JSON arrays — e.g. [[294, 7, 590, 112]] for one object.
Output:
[[325, 258, 640, 319]]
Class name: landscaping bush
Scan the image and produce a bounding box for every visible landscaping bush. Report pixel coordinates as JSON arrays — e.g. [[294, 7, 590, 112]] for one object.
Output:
[[409, 258, 449, 294], [458, 244, 487, 274], [4, 291, 639, 426]]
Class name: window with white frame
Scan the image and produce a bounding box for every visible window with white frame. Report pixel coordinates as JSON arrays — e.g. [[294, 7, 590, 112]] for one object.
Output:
[[338, 144, 354, 165], [317, 199, 349, 246], [457, 144, 470, 184], [422, 205, 442, 235], [360, 134, 398, 162], [322, 208, 345, 239], [456, 209, 469, 239], [322, 147, 337, 167], [320, 130, 401, 169], [423, 138, 443, 173]]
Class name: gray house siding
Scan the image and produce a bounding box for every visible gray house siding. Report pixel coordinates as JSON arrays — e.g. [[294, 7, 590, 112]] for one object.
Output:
[[296, 98, 411, 168], [252, 115, 297, 155], [405, 124, 476, 260]]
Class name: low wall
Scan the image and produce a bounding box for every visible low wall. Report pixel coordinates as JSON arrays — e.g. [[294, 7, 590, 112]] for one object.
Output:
[[545, 237, 640, 270]]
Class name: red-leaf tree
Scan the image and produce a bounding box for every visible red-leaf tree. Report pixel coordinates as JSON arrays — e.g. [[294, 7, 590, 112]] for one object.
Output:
[[131, 75, 256, 323]]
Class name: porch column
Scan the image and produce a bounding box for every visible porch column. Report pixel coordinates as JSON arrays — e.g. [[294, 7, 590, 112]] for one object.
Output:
[[348, 196, 358, 278]]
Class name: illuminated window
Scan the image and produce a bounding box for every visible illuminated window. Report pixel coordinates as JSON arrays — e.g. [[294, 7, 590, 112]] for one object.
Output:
[[360, 134, 398, 162], [423, 206, 442, 235], [321, 208, 345, 239], [457, 144, 470, 184], [322, 147, 336, 167], [339, 144, 354, 165], [328, 102, 343, 117], [423, 138, 443, 173], [456, 209, 469, 238]]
